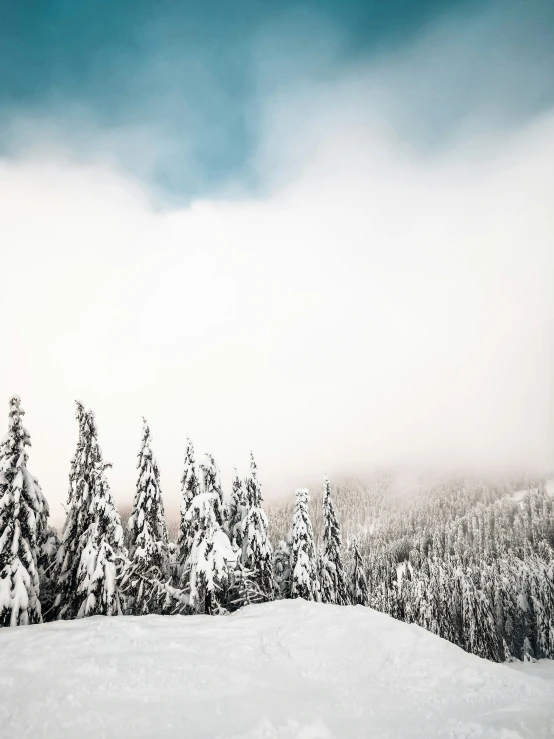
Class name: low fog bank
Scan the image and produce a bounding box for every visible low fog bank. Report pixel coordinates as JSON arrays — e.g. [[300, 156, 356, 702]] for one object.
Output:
[[111, 465, 550, 543]]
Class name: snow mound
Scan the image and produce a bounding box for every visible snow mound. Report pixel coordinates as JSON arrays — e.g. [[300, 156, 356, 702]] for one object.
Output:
[[1, 600, 553, 738]]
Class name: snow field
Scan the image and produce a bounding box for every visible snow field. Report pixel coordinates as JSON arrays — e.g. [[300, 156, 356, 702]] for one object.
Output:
[[1, 599, 553, 739]]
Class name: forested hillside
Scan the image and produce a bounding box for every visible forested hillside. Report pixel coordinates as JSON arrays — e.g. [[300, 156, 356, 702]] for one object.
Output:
[[269, 473, 554, 661]]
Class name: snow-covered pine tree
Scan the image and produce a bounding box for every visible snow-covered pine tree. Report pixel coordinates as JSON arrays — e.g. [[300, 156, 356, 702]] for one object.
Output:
[[319, 477, 348, 605], [184, 491, 236, 614], [0, 396, 49, 626], [421, 557, 458, 643], [407, 564, 430, 626], [239, 453, 273, 601], [21, 446, 58, 621], [75, 411, 127, 617], [527, 552, 554, 659], [273, 537, 292, 599], [350, 539, 369, 606], [177, 437, 200, 578], [56, 404, 127, 619], [498, 556, 520, 658], [225, 467, 262, 608], [226, 555, 266, 610], [227, 470, 247, 549], [459, 567, 501, 662], [515, 560, 537, 661], [55, 400, 90, 616], [437, 556, 460, 644], [289, 488, 319, 601], [117, 557, 190, 615], [126, 418, 170, 614], [37, 519, 60, 622], [200, 453, 227, 528]]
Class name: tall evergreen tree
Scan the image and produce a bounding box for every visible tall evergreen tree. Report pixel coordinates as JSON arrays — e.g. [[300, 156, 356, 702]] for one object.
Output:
[[56, 404, 127, 619], [55, 400, 90, 616], [289, 488, 319, 601], [459, 567, 501, 661], [421, 558, 458, 642], [126, 418, 169, 613], [240, 453, 274, 601], [0, 396, 48, 626], [184, 491, 235, 614], [528, 552, 554, 659], [350, 539, 369, 606], [177, 437, 200, 576], [319, 477, 348, 605]]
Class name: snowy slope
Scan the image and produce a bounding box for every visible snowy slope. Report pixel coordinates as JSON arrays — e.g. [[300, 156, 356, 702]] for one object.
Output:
[[1, 601, 553, 739]]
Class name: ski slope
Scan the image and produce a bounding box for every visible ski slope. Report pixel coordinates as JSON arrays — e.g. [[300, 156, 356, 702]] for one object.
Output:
[[1, 600, 553, 739]]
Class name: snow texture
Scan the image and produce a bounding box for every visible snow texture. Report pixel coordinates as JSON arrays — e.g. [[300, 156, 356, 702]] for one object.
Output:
[[0, 600, 553, 738]]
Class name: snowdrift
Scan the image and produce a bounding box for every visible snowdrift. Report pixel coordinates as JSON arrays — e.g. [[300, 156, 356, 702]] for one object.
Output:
[[1, 600, 553, 738]]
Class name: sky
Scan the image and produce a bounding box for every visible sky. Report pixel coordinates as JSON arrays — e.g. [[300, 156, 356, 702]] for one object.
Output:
[[1, 0, 553, 526]]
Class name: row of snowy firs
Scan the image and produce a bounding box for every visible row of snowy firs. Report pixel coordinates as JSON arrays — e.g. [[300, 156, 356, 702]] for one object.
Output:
[[1, 395, 553, 665]]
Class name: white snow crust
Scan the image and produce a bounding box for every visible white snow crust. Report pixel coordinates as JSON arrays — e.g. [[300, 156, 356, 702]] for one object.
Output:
[[1, 600, 553, 738]]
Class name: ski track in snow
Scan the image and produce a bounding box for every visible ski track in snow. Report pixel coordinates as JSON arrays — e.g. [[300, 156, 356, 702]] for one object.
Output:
[[0, 600, 553, 739]]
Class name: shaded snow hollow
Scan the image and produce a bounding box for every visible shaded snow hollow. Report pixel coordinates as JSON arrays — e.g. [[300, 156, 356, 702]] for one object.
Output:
[[1, 600, 553, 738]]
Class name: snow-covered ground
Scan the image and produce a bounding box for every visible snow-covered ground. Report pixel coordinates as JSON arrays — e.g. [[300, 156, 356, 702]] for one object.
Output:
[[1, 600, 553, 739]]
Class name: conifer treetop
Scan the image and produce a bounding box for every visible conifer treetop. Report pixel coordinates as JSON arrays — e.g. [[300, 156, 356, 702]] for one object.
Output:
[[181, 437, 199, 501], [199, 452, 226, 526], [246, 452, 262, 507]]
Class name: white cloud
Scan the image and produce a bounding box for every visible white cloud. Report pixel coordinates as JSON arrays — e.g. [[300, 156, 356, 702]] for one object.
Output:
[[1, 13, 553, 525]]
